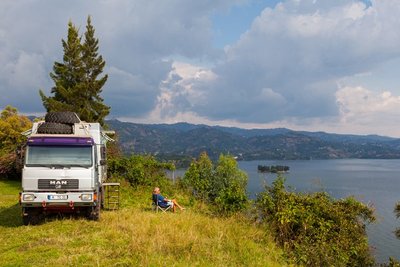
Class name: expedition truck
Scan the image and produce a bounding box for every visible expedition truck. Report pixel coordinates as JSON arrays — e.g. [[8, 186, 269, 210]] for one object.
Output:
[[19, 112, 113, 225]]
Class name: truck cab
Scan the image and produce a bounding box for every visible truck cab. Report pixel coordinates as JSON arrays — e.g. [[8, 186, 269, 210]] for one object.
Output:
[[20, 117, 111, 225]]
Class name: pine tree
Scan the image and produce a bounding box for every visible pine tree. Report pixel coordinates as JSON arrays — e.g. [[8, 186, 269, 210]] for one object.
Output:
[[81, 16, 109, 125], [39, 17, 110, 126]]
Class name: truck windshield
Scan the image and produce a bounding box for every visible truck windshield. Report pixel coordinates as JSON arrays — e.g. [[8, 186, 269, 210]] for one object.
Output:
[[25, 146, 93, 167]]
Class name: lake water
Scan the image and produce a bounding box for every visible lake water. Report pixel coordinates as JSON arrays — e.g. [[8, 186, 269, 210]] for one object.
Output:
[[238, 159, 400, 263]]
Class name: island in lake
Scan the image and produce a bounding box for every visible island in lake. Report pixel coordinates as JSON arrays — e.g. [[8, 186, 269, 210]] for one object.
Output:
[[257, 165, 290, 173]]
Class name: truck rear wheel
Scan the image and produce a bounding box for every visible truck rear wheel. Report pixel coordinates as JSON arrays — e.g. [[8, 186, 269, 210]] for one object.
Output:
[[45, 112, 81, 124], [37, 122, 73, 134], [87, 205, 100, 221]]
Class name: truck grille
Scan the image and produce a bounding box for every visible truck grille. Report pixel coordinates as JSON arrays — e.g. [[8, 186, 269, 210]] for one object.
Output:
[[38, 179, 79, 190]]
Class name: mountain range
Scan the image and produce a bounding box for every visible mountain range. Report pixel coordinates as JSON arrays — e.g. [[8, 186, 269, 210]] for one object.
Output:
[[107, 120, 400, 161]]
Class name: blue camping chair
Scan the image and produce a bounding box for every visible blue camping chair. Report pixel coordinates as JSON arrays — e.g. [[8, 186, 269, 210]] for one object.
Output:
[[152, 194, 172, 213]]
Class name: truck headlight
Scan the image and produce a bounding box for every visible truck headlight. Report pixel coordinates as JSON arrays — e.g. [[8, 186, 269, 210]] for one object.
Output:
[[23, 194, 35, 201], [81, 194, 92, 201]]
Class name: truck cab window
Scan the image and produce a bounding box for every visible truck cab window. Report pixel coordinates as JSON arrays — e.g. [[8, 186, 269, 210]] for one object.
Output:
[[25, 146, 93, 167]]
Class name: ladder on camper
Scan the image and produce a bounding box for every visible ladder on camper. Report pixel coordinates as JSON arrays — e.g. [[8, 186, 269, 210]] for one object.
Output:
[[102, 183, 120, 210]]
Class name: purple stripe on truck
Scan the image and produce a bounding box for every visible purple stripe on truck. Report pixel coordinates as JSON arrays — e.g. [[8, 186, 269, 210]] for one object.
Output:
[[27, 137, 94, 146]]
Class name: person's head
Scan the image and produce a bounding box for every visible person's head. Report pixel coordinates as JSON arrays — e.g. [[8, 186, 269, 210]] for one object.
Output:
[[153, 187, 160, 194]]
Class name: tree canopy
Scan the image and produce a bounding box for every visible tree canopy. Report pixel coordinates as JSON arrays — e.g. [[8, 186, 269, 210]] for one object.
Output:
[[0, 105, 32, 179], [39, 16, 110, 126], [0, 105, 32, 154]]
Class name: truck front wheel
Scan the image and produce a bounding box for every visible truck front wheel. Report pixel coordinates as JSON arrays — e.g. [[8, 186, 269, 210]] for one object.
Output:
[[87, 194, 101, 221], [87, 205, 100, 221], [22, 208, 41, 225]]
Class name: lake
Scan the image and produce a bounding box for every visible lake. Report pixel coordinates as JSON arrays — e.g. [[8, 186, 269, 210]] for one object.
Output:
[[238, 159, 400, 263]]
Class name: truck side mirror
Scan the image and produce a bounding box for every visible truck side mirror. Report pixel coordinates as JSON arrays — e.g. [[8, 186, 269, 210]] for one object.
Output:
[[100, 159, 107, 166]]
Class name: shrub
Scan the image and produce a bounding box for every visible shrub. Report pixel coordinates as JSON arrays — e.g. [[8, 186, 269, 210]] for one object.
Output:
[[182, 152, 212, 201], [183, 153, 248, 215], [256, 175, 376, 266], [0, 153, 18, 179], [0, 105, 32, 179], [212, 154, 248, 214], [107, 155, 174, 188]]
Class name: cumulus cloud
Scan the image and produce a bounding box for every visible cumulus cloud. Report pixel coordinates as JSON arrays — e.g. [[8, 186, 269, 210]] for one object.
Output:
[[336, 86, 400, 125], [257, 85, 400, 137], [0, 0, 238, 115], [167, 0, 400, 125], [1, 0, 400, 137]]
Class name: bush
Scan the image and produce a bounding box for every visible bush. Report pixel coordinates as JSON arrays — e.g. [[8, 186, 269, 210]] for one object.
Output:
[[212, 154, 248, 214], [395, 202, 400, 239], [0, 105, 32, 179], [107, 155, 174, 188], [182, 152, 212, 201], [0, 153, 18, 179], [183, 152, 248, 215], [381, 257, 400, 267], [256, 175, 376, 266]]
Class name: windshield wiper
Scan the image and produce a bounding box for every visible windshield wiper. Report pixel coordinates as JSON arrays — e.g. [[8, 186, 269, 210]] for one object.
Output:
[[67, 164, 91, 168], [26, 164, 90, 168], [26, 164, 52, 168]]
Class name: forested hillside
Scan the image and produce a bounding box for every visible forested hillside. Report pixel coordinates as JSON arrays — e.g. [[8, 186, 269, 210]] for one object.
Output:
[[107, 120, 400, 160]]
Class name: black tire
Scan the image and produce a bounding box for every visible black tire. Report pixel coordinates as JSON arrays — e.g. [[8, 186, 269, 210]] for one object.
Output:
[[87, 193, 101, 221], [22, 208, 41, 225], [87, 205, 100, 221], [45, 112, 80, 124], [22, 215, 30, 226], [37, 122, 73, 134]]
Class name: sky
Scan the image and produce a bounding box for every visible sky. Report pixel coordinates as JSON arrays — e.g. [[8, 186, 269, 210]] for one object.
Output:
[[1, 0, 400, 137]]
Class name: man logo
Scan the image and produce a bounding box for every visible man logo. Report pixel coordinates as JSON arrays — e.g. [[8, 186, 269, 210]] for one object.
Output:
[[50, 180, 68, 188]]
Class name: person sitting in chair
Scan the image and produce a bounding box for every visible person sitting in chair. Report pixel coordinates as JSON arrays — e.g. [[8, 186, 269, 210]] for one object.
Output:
[[152, 187, 185, 212]]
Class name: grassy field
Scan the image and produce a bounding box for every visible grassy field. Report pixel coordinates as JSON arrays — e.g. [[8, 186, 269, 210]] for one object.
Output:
[[0, 180, 285, 266]]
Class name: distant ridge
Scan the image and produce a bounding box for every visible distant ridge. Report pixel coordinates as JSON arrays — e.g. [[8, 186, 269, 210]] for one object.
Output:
[[107, 119, 400, 160]]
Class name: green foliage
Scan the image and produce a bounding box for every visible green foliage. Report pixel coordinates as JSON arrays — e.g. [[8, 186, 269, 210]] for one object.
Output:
[[382, 257, 400, 267], [40, 16, 110, 126], [256, 175, 376, 266], [183, 152, 248, 215], [183, 152, 212, 201], [213, 154, 248, 214], [107, 155, 174, 188], [0, 106, 32, 152], [395, 202, 400, 239], [0, 106, 32, 179]]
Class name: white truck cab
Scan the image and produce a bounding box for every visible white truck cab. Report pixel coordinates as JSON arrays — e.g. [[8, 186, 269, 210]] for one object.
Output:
[[20, 114, 112, 225]]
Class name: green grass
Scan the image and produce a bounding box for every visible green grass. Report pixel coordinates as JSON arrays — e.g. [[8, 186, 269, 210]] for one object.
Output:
[[0, 179, 285, 266]]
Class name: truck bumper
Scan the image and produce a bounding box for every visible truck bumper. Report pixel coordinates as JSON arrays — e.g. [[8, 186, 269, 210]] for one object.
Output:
[[20, 192, 97, 208]]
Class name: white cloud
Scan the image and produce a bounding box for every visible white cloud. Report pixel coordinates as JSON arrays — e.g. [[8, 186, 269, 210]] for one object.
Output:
[[1, 0, 400, 137], [336, 86, 400, 125], [167, 0, 400, 127], [0, 0, 237, 114], [4, 52, 46, 89]]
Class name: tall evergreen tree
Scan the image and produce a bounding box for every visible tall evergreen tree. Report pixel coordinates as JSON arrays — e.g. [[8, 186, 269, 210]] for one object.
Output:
[[39, 16, 109, 126], [39, 21, 83, 113], [80, 16, 109, 125]]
